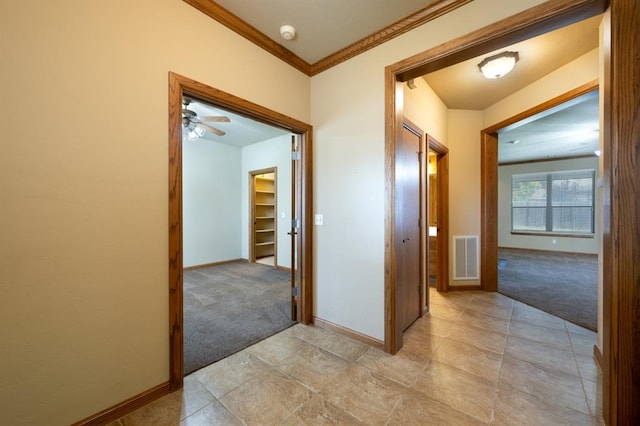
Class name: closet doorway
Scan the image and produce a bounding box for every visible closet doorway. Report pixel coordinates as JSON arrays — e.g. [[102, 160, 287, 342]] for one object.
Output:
[[250, 168, 277, 267]]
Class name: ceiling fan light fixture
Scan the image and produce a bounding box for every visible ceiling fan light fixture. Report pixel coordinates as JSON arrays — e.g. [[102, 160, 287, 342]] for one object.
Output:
[[194, 125, 206, 137], [478, 51, 519, 79], [187, 130, 199, 141]]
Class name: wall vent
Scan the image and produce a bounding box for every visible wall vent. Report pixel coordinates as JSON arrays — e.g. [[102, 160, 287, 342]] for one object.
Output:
[[453, 235, 479, 280]]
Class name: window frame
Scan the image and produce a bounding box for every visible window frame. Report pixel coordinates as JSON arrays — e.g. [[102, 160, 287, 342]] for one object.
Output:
[[510, 169, 595, 237]]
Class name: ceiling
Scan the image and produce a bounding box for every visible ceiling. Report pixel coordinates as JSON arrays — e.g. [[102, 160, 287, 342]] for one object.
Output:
[[183, 100, 289, 146], [185, 2, 602, 163], [212, 0, 439, 64]]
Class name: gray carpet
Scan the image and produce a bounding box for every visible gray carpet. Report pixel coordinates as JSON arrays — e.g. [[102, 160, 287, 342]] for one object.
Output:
[[498, 248, 597, 331], [183, 261, 295, 374]]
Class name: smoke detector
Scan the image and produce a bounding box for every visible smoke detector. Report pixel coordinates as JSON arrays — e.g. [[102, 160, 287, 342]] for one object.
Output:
[[279, 25, 296, 41]]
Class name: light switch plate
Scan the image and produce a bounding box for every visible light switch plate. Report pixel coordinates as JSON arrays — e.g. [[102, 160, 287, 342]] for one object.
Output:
[[314, 214, 324, 226]]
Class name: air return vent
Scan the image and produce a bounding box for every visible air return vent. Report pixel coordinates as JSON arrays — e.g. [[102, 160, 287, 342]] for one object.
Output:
[[453, 236, 479, 280]]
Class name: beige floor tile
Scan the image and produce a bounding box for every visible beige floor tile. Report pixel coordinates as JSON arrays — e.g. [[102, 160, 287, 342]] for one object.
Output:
[[429, 291, 474, 309], [465, 299, 513, 319], [508, 319, 572, 350], [193, 351, 275, 398], [499, 356, 590, 415], [575, 352, 601, 382], [446, 321, 508, 354], [432, 338, 503, 382], [428, 302, 465, 321], [400, 327, 444, 364], [569, 331, 598, 357], [492, 383, 594, 426], [120, 376, 215, 425], [565, 321, 597, 337], [355, 346, 425, 387], [281, 395, 365, 425], [504, 335, 579, 376], [219, 370, 313, 425], [247, 331, 310, 366], [511, 302, 567, 331], [582, 377, 604, 420], [288, 324, 370, 362], [470, 291, 515, 308], [387, 390, 485, 425], [114, 290, 603, 425], [410, 315, 455, 338], [459, 308, 511, 334], [180, 400, 242, 426], [277, 344, 353, 392], [318, 364, 407, 424], [414, 360, 497, 422]]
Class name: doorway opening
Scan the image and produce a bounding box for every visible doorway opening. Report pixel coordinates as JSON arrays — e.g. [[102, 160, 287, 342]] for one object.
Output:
[[168, 72, 313, 390], [485, 82, 599, 331], [250, 168, 278, 267], [427, 135, 449, 295], [383, 0, 606, 354]]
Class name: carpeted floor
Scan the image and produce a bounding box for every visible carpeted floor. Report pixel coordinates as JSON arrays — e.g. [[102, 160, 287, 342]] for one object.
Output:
[[498, 248, 597, 331], [183, 261, 295, 375]]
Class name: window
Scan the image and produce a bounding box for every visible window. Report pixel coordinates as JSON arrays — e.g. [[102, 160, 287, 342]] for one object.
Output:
[[511, 169, 595, 235]]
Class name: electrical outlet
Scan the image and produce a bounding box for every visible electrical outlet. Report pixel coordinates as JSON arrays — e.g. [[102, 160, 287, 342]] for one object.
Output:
[[552, 239, 557, 244]]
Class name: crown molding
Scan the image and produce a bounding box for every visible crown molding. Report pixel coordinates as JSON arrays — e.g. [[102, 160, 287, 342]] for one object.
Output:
[[182, 0, 313, 74], [183, 0, 471, 76]]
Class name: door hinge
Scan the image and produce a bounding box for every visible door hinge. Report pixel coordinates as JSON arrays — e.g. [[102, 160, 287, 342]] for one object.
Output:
[[292, 151, 301, 161], [292, 287, 299, 297], [419, 218, 423, 228]]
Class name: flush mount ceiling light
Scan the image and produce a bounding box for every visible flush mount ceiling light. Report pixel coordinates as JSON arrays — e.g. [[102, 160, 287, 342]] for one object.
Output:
[[478, 51, 519, 79]]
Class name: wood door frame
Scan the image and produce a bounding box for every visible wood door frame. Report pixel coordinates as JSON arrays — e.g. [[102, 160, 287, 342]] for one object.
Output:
[[168, 72, 313, 391], [427, 135, 449, 294], [249, 167, 277, 264], [480, 80, 599, 292]]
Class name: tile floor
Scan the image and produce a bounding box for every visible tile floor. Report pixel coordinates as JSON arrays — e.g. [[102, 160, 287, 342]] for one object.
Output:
[[109, 289, 603, 425]]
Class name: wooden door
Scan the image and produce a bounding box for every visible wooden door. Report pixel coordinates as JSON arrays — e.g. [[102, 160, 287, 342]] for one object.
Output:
[[290, 135, 301, 321], [395, 122, 422, 331]]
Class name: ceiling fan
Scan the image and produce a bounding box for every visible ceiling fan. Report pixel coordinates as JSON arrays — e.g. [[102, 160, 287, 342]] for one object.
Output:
[[182, 97, 230, 141]]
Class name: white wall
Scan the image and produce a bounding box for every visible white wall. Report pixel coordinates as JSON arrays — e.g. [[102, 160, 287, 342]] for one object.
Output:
[[0, 1, 309, 424], [183, 140, 242, 267], [241, 134, 293, 269], [311, 0, 547, 340], [498, 157, 600, 254]]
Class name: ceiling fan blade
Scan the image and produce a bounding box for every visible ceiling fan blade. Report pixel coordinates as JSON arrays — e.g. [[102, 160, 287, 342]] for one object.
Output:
[[199, 123, 226, 136], [199, 116, 230, 123]]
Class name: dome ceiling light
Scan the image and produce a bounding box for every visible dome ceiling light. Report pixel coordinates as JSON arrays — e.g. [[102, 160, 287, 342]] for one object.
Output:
[[478, 51, 519, 79]]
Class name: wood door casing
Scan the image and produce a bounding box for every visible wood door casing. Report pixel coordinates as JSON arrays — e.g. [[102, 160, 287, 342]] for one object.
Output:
[[168, 72, 314, 391], [395, 122, 422, 332]]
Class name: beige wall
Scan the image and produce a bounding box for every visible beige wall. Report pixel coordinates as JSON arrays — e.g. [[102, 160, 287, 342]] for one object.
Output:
[[403, 78, 449, 144], [311, 0, 546, 340], [483, 48, 599, 127], [0, 1, 309, 424], [447, 110, 484, 287]]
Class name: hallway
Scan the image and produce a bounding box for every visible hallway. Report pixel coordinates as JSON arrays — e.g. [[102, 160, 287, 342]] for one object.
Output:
[[110, 288, 602, 424]]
